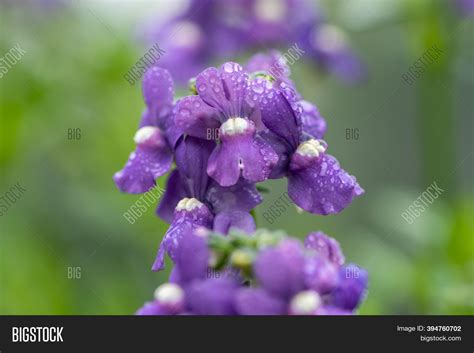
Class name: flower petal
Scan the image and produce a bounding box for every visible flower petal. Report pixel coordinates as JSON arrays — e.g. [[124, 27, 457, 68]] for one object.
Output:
[[300, 100, 327, 139], [254, 239, 306, 300], [315, 305, 353, 316], [207, 124, 278, 186], [174, 230, 210, 284], [136, 301, 168, 315], [196, 62, 249, 118], [186, 278, 239, 315], [234, 288, 286, 315], [330, 264, 368, 311], [152, 201, 213, 271], [213, 211, 256, 235], [175, 136, 215, 200], [257, 80, 302, 150], [174, 96, 221, 139], [142, 66, 174, 119], [288, 154, 364, 215], [114, 145, 173, 194], [304, 231, 345, 266], [205, 178, 262, 214], [246, 50, 293, 89], [156, 170, 188, 224]]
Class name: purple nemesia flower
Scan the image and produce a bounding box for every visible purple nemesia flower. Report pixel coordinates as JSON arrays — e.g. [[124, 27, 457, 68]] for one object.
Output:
[[143, 18, 207, 84], [304, 231, 345, 266], [215, 0, 317, 47], [330, 264, 368, 311], [187, 277, 240, 315], [455, 0, 474, 16], [152, 135, 261, 271], [114, 67, 179, 194], [247, 232, 368, 315], [138, 230, 368, 315], [298, 23, 365, 83], [136, 282, 186, 316], [299, 100, 327, 140], [252, 79, 363, 214], [234, 288, 287, 315], [175, 62, 278, 187], [139, 0, 364, 84]]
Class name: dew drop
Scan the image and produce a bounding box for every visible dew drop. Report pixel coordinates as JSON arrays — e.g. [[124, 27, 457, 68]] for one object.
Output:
[[224, 62, 234, 73], [252, 85, 264, 94]]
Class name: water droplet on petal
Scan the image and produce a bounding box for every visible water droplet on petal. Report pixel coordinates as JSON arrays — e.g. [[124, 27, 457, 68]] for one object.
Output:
[[224, 62, 234, 73]]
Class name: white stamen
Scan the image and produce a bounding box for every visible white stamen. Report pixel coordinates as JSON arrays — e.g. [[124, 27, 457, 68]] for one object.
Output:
[[134, 126, 161, 146], [175, 197, 204, 212], [154, 283, 184, 305], [296, 139, 326, 157], [290, 291, 321, 315], [254, 0, 286, 22], [220, 117, 250, 136]]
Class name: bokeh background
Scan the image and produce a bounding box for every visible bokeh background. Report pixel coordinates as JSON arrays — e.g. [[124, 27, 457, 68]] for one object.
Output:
[[0, 0, 472, 315]]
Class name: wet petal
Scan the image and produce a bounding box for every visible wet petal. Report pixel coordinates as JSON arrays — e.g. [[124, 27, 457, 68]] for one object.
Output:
[[259, 130, 292, 178], [175, 136, 215, 200], [142, 66, 174, 119], [254, 239, 306, 300], [213, 211, 256, 235], [196, 62, 249, 118], [173, 230, 210, 284], [330, 264, 368, 311], [207, 121, 278, 186], [304, 231, 345, 266], [186, 278, 239, 315], [288, 153, 364, 215], [174, 95, 221, 139], [299, 100, 327, 139], [234, 288, 286, 315], [152, 199, 213, 271], [114, 137, 173, 194], [256, 80, 302, 150], [205, 178, 262, 214], [304, 256, 339, 294], [245, 50, 293, 89]]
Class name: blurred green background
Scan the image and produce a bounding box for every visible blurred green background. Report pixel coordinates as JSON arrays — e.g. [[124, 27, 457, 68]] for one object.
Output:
[[0, 0, 472, 315]]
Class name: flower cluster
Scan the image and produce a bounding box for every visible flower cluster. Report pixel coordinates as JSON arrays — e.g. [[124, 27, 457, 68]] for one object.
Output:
[[137, 229, 368, 315], [140, 0, 364, 83], [113, 51, 365, 314]]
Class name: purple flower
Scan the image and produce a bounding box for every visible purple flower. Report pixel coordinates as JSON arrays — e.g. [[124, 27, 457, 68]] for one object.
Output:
[[304, 231, 345, 266], [455, 0, 474, 16], [138, 230, 368, 315], [241, 232, 368, 315], [330, 264, 368, 311], [139, 0, 364, 84], [234, 288, 287, 315], [254, 239, 306, 299], [186, 277, 240, 315], [175, 62, 278, 187], [113, 67, 179, 194], [298, 24, 366, 83], [136, 283, 186, 316], [152, 135, 261, 271], [254, 80, 363, 214], [299, 100, 327, 140]]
